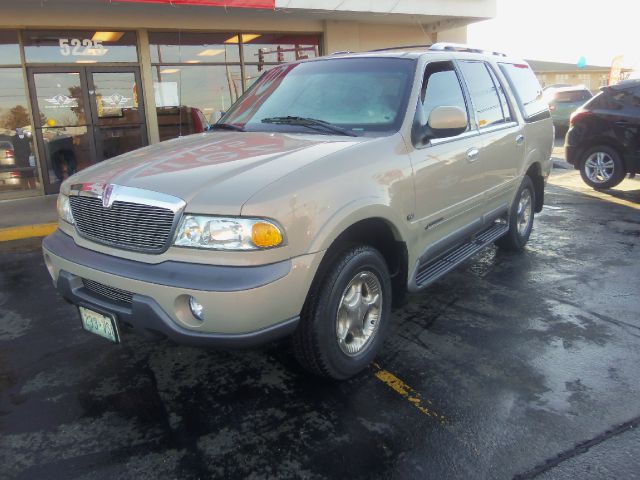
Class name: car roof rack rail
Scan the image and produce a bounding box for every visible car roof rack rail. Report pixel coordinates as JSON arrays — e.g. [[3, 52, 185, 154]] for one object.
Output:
[[429, 42, 507, 57], [368, 45, 432, 52]]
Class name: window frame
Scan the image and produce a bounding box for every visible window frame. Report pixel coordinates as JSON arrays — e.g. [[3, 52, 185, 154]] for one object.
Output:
[[413, 60, 477, 149], [456, 60, 516, 132]]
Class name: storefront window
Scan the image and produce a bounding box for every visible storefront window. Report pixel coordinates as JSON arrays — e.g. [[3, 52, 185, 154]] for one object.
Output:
[[0, 69, 40, 193], [0, 30, 20, 65], [23, 30, 138, 63], [152, 65, 242, 140], [149, 32, 240, 63], [149, 31, 321, 141], [242, 34, 320, 65]]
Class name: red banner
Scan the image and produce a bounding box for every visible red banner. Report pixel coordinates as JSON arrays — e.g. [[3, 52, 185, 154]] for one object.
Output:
[[113, 0, 274, 9]]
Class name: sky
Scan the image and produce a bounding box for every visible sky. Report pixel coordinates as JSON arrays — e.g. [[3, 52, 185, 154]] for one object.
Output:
[[467, 0, 636, 69]]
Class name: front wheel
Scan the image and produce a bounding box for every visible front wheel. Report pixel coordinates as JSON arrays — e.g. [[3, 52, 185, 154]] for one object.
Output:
[[579, 145, 626, 190], [292, 245, 392, 380], [496, 176, 535, 252]]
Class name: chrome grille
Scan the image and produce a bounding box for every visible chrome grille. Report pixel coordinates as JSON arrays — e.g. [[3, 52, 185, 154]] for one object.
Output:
[[83, 279, 133, 305], [69, 196, 176, 253]]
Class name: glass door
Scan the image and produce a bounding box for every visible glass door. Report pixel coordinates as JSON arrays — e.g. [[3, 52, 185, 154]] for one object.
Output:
[[87, 68, 147, 164], [28, 66, 147, 194]]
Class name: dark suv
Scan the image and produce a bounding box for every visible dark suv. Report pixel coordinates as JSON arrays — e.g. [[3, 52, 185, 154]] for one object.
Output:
[[565, 79, 640, 189]]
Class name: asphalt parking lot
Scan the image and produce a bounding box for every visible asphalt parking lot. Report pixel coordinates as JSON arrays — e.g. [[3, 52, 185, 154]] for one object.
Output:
[[1, 165, 639, 479]]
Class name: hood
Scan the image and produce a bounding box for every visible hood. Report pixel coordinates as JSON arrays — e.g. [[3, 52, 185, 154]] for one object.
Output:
[[64, 131, 367, 215]]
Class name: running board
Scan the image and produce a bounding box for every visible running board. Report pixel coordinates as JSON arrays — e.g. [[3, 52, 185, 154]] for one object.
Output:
[[414, 222, 508, 289]]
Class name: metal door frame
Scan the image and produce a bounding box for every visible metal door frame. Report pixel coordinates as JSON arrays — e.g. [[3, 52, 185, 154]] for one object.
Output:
[[27, 65, 147, 194]]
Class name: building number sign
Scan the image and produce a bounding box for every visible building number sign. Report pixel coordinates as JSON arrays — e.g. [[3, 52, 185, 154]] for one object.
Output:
[[59, 38, 106, 57]]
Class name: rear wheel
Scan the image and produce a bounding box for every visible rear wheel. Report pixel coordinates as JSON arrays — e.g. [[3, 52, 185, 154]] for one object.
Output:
[[496, 176, 535, 252], [292, 245, 391, 380], [579, 145, 625, 190]]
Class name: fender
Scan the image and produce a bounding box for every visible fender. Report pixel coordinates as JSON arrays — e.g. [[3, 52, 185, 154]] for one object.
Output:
[[307, 198, 408, 254]]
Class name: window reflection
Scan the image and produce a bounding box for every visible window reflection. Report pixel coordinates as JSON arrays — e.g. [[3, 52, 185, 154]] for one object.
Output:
[[242, 33, 320, 65], [0, 30, 20, 65], [41, 126, 91, 184], [0, 69, 40, 192], [152, 65, 242, 140], [149, 32, 240, 63]]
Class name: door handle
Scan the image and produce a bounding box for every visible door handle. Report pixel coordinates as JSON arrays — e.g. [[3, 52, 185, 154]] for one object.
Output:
[[467, 148, 480, 162], [516, 134, 525, 146]]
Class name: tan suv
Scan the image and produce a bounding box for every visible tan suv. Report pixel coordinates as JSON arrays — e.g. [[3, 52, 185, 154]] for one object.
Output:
[[43, 44, 553, 379]]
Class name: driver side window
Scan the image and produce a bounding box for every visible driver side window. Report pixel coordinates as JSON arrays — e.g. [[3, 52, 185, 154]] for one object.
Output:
[[420, 62, 469, 133]]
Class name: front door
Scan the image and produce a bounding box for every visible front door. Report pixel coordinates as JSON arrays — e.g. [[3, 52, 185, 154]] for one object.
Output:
[[29, 66, 148, 194]]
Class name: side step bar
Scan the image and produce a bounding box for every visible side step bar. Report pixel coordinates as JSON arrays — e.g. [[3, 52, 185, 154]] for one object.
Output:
[[414, 222, 508, 289]]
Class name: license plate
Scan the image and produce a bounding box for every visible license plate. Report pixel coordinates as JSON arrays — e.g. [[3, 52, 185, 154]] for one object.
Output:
[[79, 306, 120, 343]]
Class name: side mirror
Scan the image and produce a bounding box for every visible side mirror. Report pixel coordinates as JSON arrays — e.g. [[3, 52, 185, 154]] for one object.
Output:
[[427, 106, 468, 138]]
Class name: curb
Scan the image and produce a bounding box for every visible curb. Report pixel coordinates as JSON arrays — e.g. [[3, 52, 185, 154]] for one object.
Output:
[[0, 223, 58, 242]]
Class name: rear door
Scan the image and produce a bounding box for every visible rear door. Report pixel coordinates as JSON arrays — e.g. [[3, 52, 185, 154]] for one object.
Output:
[[457, 60, 523, 215]]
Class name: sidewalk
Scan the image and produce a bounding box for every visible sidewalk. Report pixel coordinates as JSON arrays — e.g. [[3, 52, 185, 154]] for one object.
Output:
[[0, 194, 58, 241]]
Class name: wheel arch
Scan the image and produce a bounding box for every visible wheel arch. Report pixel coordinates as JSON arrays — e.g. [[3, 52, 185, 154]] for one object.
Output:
[[524, 162, 545, 213], [309, 211, 409, 306]]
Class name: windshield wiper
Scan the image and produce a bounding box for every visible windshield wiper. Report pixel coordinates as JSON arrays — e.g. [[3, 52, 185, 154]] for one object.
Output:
[[210, 122, 245, 132], [261, 116, 357, 137]]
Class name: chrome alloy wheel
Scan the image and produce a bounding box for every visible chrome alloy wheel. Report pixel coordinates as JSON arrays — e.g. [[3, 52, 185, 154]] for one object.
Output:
[[336, 271, 382, 356], [584, 151, 615, 184], [516, 188, 533, 237]]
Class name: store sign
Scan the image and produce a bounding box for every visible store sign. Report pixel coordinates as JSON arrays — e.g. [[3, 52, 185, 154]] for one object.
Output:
[[113, 0, 275, 8], [59, 38, 107, 57]]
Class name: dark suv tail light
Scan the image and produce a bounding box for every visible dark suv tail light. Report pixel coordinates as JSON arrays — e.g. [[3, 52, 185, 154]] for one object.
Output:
[[6, 149, 14, 158], [569, 110, 591, 126]]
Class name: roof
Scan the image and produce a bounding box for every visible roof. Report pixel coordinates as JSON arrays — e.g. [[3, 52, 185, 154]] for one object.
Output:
[[526, 59, 630, 73]]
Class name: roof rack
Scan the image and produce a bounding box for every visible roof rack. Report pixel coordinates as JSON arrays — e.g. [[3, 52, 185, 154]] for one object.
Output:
[[368, 45, 432, 53], [429, 42, 507, 57]]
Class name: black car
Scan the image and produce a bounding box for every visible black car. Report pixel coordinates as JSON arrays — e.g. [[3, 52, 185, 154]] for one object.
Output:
[[565, 79, 640, 189]]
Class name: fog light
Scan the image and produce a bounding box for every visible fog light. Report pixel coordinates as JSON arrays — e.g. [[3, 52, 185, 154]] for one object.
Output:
[[189, 296, 204, 321]]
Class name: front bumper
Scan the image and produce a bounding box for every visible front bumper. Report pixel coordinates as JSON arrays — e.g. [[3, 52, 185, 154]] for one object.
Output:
[[43, 230, 324, 347]]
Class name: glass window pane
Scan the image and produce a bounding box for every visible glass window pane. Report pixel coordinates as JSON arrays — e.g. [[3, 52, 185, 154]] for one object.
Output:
[[242, 34, 320, 64], [0, 68, 40, 193], [92, 72, 142, 125], [459, 61, 505, 128], [41, 126, 92, 185], [152, 65, 242, 140], [422, 65, 468, 126], [33, 72, 87, 127], [0, 30, 20, 65], [24, 30, 138, 63], [243, 64, 279, 90], [499, 63, 547, 121], [487, 66, 512, 122], [149, 32, 240, 63]]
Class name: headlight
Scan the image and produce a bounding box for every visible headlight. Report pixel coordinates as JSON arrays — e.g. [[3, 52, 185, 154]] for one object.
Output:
[[174, 215, 284, 250], [57, 194, 74, 224]]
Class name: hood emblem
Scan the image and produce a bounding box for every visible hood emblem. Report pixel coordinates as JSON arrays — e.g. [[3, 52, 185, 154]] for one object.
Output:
[[102, 184, 116, 208]]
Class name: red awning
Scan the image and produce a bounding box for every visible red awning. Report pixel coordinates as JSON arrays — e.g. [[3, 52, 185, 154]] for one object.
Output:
[[113, 0, 274, 9]]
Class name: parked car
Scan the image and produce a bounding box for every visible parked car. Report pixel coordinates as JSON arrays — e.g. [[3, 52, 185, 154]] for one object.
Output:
[[565, 79, 640, 189], [544, 85, 593, 133], [0, 139, 15, 166], [43, 44, 553, 379]]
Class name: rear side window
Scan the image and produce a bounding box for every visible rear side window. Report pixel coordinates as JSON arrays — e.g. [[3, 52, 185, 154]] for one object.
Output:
[[499, 63, 548, 121], [554, 90, 592, 103], [458, 61, 508, 128]]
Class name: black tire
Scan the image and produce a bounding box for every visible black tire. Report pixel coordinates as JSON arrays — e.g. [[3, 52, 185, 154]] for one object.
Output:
[[496, 176, 535, 252], [292, 245, 392, 380], [579, 145, 625, 190]]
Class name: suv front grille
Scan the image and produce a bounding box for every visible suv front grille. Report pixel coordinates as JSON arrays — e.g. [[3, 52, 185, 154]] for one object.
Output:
[[82, 279, 133, 305], [69, 196, 175, 253]]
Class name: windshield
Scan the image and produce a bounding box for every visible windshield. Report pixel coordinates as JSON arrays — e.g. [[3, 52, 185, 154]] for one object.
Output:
[[220, 57, 416, 136]]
